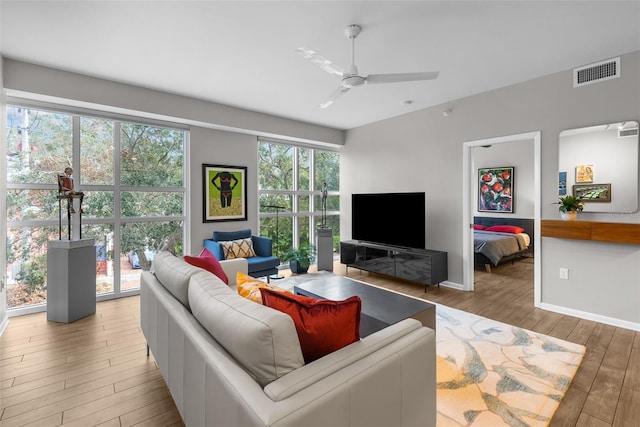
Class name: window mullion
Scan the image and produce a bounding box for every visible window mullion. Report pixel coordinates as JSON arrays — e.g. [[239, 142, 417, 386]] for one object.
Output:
[[113, 122, 122, 295]]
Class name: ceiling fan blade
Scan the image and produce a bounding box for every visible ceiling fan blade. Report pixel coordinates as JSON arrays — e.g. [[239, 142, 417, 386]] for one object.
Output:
[[295, 47, 345, 77], [366, 71, 439, 84], [320, 85, 351, 108]]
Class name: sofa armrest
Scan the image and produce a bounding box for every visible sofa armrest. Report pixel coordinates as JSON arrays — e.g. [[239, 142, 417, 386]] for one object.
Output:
[[203, 239, 225, 260], [220, 258, 248, 287], [251, 235, 273, 257], [264, 318, 433, 401]]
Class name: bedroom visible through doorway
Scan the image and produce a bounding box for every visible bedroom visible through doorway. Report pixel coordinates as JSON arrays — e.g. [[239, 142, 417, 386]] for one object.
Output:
[[462, 132, 541, 307]]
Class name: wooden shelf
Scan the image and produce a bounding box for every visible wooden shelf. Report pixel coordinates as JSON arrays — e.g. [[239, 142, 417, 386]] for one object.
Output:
[[541, 220, 640, 245]]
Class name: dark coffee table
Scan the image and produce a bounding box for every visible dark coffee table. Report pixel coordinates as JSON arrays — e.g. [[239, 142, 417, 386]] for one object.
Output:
[[294, 275, 436, 337]]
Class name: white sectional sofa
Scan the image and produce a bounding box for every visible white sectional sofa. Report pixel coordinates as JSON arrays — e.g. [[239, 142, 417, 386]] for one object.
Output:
[[140, 251, 436, 427]]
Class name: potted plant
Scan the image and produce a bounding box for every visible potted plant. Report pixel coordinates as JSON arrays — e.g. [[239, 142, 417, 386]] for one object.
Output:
[[283, 245, 315, 274], [556, 195, 584, 221]]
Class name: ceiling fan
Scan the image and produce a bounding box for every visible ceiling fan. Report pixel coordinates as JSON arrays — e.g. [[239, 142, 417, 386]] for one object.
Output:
[[296, 24, 439, 108]]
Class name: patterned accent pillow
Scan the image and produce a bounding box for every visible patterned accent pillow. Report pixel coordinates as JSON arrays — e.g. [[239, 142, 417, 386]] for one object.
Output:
[[221, 238, 256, 259], [236, 272, 291, 304]]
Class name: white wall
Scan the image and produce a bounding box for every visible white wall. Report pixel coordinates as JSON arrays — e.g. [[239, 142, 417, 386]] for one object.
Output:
[[342, 51, 640, 329]]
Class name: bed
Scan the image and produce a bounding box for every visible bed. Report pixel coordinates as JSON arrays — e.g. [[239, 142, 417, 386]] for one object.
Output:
[[473, 216, 534, 272]]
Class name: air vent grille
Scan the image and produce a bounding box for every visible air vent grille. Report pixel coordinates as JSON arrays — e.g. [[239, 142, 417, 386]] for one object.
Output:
[[619, 128, 639, 138], [574, 57, 620, 87]]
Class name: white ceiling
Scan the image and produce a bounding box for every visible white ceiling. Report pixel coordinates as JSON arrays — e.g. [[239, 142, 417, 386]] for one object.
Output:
[[1, 1, 639, 130]]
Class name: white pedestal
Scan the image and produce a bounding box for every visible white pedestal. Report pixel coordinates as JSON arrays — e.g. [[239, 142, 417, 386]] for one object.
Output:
[[316, 228, 334, 272], [47, 239, 96, 323]]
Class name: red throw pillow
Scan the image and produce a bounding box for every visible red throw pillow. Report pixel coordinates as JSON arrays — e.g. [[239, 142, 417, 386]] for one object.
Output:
[[184, 247, 229, 284], [473, 224, 487, 230], [260, 288, 361, 363], [485, 225, 524, 234]]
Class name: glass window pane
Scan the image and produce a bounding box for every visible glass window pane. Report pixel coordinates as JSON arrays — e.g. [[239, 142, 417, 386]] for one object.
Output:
[[298, 195, 310, 212], [314, 194, 340, 211], [314, 151, 340, 191], [6, 107, 73, 184], [82, 191, 114, 218], [120, 191, 183, 217], [82, 223, 115, 294], [121, 221, 183, 291], [298, 147, 310, 191], [120, 123, 184, 187], [81, 117, 114, 185], [258, 194, 292, 213], [258, 143, 293, 190], [7, 189, 59, 221], [258, 216, 291, 260], [298, 215, 311, 247], [6, 226, 58, 309]]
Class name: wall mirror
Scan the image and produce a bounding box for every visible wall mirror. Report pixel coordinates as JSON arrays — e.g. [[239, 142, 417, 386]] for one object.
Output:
[[559, 121, 639, 213]]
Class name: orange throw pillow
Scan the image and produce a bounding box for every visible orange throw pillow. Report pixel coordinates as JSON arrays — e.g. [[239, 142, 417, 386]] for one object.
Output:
[[260, 288, 361, 363], [184, 247, 229, 284], [236, 272, 291, 303]]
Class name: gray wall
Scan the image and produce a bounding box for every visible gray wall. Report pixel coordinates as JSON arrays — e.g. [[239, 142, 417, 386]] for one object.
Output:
[[342, 51, 640, 329]]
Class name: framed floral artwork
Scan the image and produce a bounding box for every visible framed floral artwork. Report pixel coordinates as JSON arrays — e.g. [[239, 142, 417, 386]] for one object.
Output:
[[478, 167, 514, 213]]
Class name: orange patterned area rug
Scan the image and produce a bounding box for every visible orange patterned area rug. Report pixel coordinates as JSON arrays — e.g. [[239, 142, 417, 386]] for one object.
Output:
[[435, 304, 585, 426]]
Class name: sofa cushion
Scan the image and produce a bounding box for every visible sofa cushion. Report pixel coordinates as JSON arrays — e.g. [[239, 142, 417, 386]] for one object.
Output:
[[184, 247, 229, 284], [152, 251, 206, 310], [221, 238, 256, 259], [236, 272, 291, 303], [260, 288, 362, 363], [213, 229, 252, 241], [188, 272, 304, 387]]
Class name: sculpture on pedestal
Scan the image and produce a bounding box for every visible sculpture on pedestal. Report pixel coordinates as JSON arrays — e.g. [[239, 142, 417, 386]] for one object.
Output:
[[57, 167, 85, 240]]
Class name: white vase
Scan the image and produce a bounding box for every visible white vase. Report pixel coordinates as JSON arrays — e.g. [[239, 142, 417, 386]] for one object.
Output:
[[560, 211, 578, 221]]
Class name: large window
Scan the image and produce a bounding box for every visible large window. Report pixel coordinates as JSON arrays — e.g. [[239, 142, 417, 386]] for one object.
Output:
[[258, 140, 340, 261], [5, 104, 187, 313]]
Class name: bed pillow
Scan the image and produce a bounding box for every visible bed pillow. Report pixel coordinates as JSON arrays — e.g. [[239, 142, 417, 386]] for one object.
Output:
[[473, 224, 487, 230], [260, 288, 361, 363], [486, 225, 525, 234], [184, 247, 229, 284]]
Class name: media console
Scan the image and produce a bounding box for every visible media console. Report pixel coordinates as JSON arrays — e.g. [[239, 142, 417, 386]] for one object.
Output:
[[340, 240, 448, 292]]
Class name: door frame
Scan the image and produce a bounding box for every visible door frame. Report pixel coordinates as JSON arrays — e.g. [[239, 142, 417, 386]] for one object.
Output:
[[462, 131, 541, 307]]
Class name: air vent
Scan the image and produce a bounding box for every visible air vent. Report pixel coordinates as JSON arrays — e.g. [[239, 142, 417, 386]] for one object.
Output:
[[574, 57, 620, 87], [619, 128, 639, 138]]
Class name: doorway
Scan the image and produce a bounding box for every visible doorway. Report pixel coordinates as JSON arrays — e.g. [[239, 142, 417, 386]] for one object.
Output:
[[462, 132, 541, 307]]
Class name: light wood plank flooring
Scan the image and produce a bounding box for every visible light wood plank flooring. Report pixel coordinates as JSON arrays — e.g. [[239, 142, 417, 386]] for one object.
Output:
[[1, 258, 638, 426]]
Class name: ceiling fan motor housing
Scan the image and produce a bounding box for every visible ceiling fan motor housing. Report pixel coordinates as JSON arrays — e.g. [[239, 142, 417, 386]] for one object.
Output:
[[342, 75, 366, 88]]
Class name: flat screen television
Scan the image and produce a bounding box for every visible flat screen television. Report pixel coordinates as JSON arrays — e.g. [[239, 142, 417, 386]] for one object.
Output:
[[351, 192, 426, 249]]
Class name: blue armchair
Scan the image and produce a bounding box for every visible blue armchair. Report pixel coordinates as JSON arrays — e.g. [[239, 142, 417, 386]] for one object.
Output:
[[203, 229, 280, 281]]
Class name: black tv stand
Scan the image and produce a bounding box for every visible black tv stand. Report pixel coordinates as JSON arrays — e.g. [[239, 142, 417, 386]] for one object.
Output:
[[340, 240, 447, 292]]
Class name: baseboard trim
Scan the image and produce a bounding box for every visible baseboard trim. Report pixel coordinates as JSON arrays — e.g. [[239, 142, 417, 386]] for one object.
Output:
[[439, 280, 464, 291], [539, 302, 640, 332]]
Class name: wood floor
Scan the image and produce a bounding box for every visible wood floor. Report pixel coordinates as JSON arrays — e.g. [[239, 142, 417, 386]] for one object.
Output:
[[1, 258, 638, 426]]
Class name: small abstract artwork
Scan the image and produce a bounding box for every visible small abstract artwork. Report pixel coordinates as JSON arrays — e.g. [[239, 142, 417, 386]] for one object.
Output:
[[478, 167, 514, 213], [559, 171, 567, 196], [573, 183, 611, 202], [576, 164, 594, 183], [203, 164, 247, 222]]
